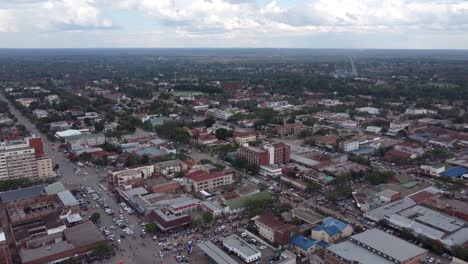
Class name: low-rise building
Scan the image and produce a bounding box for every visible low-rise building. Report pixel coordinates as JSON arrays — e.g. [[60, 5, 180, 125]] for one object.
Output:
[[255, 213, 299, 246], [341, 140, 359, 152], [311, 217, 353, 243], [260, 164, 282, 177], [108, 164, 154, 186], [419, 165, 446, 177], [325, 229, 427, 264], [290, 235, 317, 256], [223, 235, 261, 263], [148, 208, 191, 231], [186, 170, 234, 192]]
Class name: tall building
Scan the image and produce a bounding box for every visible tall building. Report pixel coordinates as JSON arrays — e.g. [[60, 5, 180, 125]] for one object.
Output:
[[238, 146, 269, 166], [238, 143, 291, 166], [0, 137, 53, 180]]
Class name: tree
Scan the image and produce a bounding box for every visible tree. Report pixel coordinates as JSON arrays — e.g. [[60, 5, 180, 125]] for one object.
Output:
[[145, 223, 159, 234], [452, 245, 468, 261], [90, 212, 101, 223], [257, 182, 268, 191], [204, 117, 216, 128], [94, 121, 105, 132], [202, 212, 213, 224], [141, 154, 150, 165], [93, 242, 111, 257], [215, 128, 229, 140], [291, 217, 302, 226], [354, 225, 364, 233]]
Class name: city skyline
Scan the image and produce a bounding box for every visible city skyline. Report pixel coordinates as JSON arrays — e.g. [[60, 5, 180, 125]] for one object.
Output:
[[1, 0, 468, 49]]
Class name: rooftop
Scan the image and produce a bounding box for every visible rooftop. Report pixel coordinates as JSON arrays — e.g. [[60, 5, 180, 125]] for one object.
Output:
[[291, 208, 323, 224], [223, 235, 260, 258], [327, 240, 395, 264], [350, 229, 427, 262], [0, 185, 45, 203], [197, 241, 238, 264], [291, 235, 316, 251], [44, 182, 66, 195]]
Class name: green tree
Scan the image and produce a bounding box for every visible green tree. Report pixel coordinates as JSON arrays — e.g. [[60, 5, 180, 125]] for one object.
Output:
[[204, 117, 216, 128], [93, 242, 111, 257], [291, 217, 302, 226], [94, 121, 105, 132], [145, 223, 159, 234], [90, 212, 101, 223], [452, 245, 468, 261], [215, 128, 229, 140], [202, 212, 213, 224]]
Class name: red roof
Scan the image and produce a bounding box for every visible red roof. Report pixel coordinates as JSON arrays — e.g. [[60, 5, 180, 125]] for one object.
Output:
[[384, 149, 412, 161], [256, 213, 288, 230], [186, 170, 233, 182]]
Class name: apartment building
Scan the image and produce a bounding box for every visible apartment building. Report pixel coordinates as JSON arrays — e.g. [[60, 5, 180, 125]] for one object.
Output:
[[36, 157, 54, 178], [0, 138, 49, 180]]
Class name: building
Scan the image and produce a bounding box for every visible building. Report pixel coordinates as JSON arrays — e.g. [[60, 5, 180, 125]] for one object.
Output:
[[238, 143, 291, 166], [260, 164, 282, 177], [272, 142, 291, 164], [19, 222, 106, 264], [0, 228, 12, 264], [223, 235, 261, 263], [366, 126, 382, 134], [234, 131, 257, 145], [108, 164, 154, 186], [254, 213, 299, 246], [356, 107, 379, 115], [311, 217, 353, 243], [197, 241, 238, 264], [0, 138, 52, 180], [406, 108, 427, 115], [238, 146, 269, 166], [325, 229, 427, 264], [420, 165, 445, 177], [186, 170, 234, 192], [379, 189, 401, 202], [290, 235, 317, 256], [36, 157, 54, 178], [340, 140, 359, 152], [65, 133, 106, 150], [148, 208, 191, 231]]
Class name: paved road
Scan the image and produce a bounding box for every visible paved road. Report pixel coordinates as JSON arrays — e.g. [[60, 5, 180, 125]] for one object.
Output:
[[0, 93, 179, 264]]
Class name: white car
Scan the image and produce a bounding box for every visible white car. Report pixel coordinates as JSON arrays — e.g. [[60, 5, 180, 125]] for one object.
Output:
[[259, 245, 267, 250]]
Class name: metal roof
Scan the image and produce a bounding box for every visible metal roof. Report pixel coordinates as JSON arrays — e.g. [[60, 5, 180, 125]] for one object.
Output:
[[197, 241, 238, 264], [327, 240, 395, 264], [223, 235, 260, 258], [351, 229, 427, 262], [57, 190, 79, 206], [440, 166, 468, 178], [0, 185, 44, 203]]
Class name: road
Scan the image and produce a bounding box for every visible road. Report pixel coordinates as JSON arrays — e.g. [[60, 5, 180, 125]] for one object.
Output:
[[0, 93, 179, 264]]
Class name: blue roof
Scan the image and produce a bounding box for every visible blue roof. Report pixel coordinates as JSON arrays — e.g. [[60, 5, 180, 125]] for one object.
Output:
[[440, 166, 468, 178], [290, 235, 316, 251], [312, 224, 341, 237], [0, 185, 45, 203], [324, 225, 341, 237], [323, 217, 348, 232], [316, 240, 328, 248]]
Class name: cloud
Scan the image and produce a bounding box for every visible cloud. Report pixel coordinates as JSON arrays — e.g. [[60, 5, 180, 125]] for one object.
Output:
[[0, 10, 16, 32], [38, 0, 114, 31]]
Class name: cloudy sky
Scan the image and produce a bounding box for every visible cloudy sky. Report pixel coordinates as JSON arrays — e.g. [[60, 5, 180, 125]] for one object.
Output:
[[0, 0, 468, 49]]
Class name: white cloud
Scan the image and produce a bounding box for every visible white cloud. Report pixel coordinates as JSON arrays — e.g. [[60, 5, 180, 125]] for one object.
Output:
[[0, 10, 17, 32], [37, 0, 114, 31]]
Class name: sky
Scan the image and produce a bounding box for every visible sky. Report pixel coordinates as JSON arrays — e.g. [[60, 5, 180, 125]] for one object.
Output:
[[1, 0, 468, 49]]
